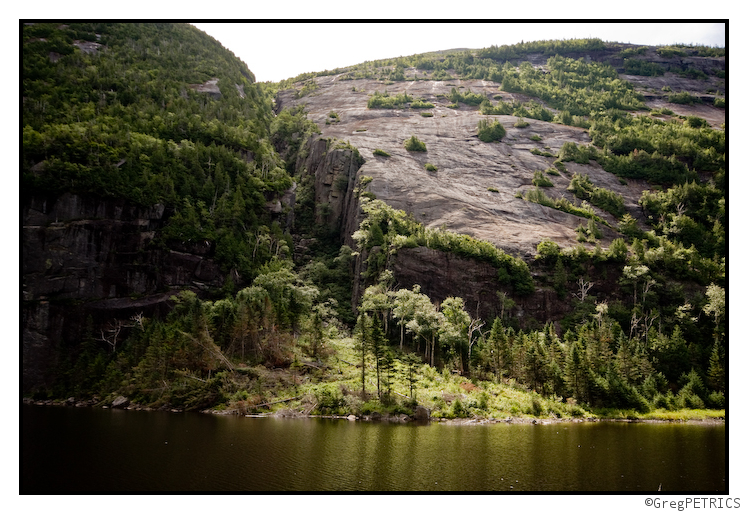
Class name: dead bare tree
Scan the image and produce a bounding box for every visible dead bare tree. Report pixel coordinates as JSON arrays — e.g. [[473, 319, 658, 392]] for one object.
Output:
[[572, 278, 594, 302], [130, 312, 145, 331], [466, 317, 486, 372], [98, 320, 125, 353]]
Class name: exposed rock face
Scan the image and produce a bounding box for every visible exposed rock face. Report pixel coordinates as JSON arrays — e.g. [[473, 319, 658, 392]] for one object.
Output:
[[279, 58, 724, 325], [189, 78, 222, 99], [390, 246, 581, 324], [279, 59, 723, 258], [22, 193, 227, 392], [111, 396, 130, 409], [279, 75, 642, 259], [295, 137, 364, 248]]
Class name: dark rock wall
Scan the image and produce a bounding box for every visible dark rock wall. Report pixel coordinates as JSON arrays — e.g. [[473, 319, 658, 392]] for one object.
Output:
[[296, 136, 364, 249], [22, 193, 226, 392], [389, 246, 573, 327]]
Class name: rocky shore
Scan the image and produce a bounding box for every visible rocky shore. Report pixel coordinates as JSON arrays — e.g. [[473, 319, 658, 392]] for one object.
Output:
[[23, 397, 724, 424]]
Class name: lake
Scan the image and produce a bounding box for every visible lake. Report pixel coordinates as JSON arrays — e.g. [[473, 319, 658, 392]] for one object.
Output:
[[21, 403, 725, 492]]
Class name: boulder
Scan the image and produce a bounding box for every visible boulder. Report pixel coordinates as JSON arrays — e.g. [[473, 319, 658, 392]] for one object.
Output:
[[414, 405, 430, 421], [111, 396, 130, 409]]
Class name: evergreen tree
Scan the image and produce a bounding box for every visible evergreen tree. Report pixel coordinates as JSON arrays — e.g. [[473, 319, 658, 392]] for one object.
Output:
[[707, 342, 725, 392]]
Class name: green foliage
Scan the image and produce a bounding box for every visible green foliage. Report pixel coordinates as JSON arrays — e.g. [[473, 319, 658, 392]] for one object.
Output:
[[480, 99, 514, 115], [535, 240, 561, 264], [558, 142, 593, 164], [354, 200, 534, 296], [532, 170, 554, 187], [513, 101, 554, 122], [404, 135, 427, 152], [656, 46, 687, 58], [618, 46, 648, 58], [521, 187, 602, 223], [22, 22, 296, 280], [639, 181, 724, 255], [410, 98, 435, 109], [567, 173, 625, 218], [478, 38, 606, 61], [367, 90, 413, 109], [449, 87, 487, 106], [373, 148, 391, 157], [425, 163, 438, 171], [668, 91, 701, 105], [501, 56, 644, 115], [296, 80, 319, 98], [623, 58, 664, 76], [477, 118, 507, 142]]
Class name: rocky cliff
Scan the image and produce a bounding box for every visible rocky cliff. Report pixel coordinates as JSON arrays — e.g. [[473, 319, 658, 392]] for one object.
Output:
[[277, 50, 724, 325], [22, 193, 229, 391]]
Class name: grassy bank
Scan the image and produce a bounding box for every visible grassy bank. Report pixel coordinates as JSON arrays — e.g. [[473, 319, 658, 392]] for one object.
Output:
[[204, 336, 723, 423]]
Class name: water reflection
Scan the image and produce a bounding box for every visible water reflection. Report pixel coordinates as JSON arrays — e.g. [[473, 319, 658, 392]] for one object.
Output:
[[22, 404, 725, 492]]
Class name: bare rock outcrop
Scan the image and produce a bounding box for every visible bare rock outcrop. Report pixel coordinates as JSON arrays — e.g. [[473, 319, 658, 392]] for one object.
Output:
[[280, 75, 641, 258], [22, 193, 228, 392]]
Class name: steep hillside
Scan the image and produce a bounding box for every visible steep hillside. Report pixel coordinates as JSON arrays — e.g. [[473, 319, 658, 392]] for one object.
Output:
[[22, 22, 294, 392], [22, 27, 726, 418], [277, 47, 724, 258], [279, 76, 633, 257]]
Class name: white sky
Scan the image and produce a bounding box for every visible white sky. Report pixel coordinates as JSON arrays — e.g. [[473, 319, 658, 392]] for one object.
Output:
[[192, 22, 726, 83]]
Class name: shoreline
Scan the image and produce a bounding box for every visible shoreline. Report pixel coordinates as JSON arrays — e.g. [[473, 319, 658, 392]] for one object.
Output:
[[22, 397, 725, 425]]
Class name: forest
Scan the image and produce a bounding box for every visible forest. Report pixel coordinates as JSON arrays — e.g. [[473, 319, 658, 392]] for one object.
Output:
[[22, 24, 725, 421]]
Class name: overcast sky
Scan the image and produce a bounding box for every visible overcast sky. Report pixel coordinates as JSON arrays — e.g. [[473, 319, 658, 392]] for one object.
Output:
[[191, 22, 726, 83]]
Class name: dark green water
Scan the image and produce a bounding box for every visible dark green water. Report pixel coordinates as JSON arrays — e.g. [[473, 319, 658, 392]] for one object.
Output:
[[21, 404, 725, 492]]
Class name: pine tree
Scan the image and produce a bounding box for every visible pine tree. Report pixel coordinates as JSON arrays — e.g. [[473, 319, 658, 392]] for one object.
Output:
[[707, 342, 725, 392], [487, 318, 511, 380], [355, 313, 370, 396], [565, 340, 589, 403]]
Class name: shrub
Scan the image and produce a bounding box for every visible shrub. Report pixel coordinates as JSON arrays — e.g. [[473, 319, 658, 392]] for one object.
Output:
[[535, 239, 561, 263], [668, 91, 701, 105], [477, 118, 507, 142], [656, 46, 687, 58], [558, 142, 592, 164], [514, 117, 530, 128], [314, 383, 345, 414], [451, 398, 470, 418], [624, 58, 664, 76], [404, 135, 427, 152], [368, 90, 412, 109], [480, 99, 514, 115], [567, 173, 625, 218], [449, 87, 486, 106], [684, 116, 709, 129], [532, 170, 553, 187], [425, 163, 437, 172], [411, 98, 435, 109], [373, 148, 390, 157], [706, 391, 725, 409]]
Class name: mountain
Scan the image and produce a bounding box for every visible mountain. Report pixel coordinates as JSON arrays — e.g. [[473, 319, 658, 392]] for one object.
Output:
[[22, 23, 726, 417]]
